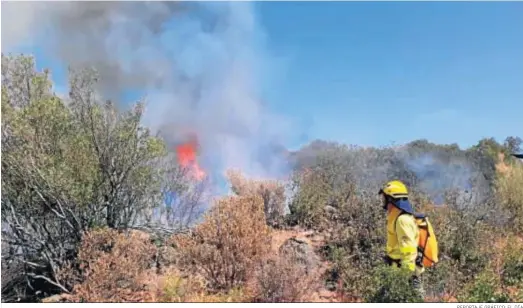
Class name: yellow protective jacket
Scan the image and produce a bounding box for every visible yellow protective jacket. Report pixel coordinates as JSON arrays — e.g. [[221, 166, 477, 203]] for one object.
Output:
[[386, 206, 424, 275]]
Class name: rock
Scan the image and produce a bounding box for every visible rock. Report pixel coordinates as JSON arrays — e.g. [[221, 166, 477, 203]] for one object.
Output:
[[318, 289, 336, 298], [324, 205, 338, 215], [278, 237, 319, 274]]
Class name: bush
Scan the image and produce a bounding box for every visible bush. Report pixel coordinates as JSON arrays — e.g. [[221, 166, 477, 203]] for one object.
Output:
[[1, 55, 167, 301], [226, 170, 286, 227], [287, 167, 333, 229], [501, 242, 523, 287], [423, 259, 466, 301], [173, 193, 271, 292], [420, 201, 503, 302], [158, 270, 249, 303], [326, 187, 385, 300], [495, 161, 523, 233], [250, 250, 319, 302], [363, 265, 424, 303], [60, 228, 158, 302], [457, 270, 510, 303], [157, 269, 205, 302]]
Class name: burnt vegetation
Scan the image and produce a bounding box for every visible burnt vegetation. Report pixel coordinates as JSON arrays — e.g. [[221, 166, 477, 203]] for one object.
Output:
[[2, 54, 523, 303]]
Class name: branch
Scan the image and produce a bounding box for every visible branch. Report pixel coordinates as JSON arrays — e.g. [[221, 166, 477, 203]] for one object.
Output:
[[27, 274, 70, 294]]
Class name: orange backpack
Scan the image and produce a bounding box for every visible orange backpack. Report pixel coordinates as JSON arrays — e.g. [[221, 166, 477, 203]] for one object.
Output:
[[397, 212, 439, 268]]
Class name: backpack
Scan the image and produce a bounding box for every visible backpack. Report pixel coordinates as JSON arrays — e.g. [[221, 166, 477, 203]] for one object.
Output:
[[396, 212, 439, 268]]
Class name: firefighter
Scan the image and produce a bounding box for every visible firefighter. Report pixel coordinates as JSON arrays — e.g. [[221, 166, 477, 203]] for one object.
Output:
[[379, 180, 424, 297]]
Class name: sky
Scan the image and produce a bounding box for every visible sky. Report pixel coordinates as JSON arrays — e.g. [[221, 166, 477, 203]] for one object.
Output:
[[3, 1, 523, 151], [255, 1, 523, 149]]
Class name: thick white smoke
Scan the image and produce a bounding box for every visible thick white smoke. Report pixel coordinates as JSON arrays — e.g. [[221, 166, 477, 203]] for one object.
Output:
[[2, 1, 298, 193]]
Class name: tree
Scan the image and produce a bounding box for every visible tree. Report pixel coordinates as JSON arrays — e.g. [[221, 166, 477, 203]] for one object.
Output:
[[1, 54, 168, 300], [504, 136, 522, 155]]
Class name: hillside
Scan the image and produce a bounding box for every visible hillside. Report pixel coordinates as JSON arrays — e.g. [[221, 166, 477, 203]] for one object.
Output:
[[2, 54, 523, 303]]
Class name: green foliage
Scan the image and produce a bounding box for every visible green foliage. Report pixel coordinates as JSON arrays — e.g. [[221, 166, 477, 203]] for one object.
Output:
[[501, 241, 523, 287], [423, 259, 465, 299], [495, 162, 523, 233], [363, 265, 423, 303], [1, 54, 169, 300], [457, 271, 510, 303]]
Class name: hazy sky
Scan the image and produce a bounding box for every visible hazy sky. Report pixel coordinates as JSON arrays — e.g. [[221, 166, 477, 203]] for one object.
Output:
[[4, 1, 522, 150]]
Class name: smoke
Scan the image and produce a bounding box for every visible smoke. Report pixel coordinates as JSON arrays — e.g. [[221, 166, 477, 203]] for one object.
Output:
[[402, 152, 474, 205], [2, 1, 297, 193], [292, 140, 491, 207]]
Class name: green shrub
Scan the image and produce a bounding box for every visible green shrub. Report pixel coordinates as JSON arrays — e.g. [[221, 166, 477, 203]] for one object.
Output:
[[501, 240, 523, 288], [495, 162, 523, 233], [363, 265, 423, 303], [457, 271, 510, 303], [423, 259, 466, 300]]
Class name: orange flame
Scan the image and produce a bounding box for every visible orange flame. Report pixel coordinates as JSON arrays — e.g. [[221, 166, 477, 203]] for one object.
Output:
[[175, 139, 206, 181]]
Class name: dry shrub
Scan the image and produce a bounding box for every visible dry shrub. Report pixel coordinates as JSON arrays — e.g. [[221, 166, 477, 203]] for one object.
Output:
[[174, 194, 272, 292], [226, 169, 286, 226], [62, 228, 158, 302], [495, 161, 523, 233], [250, 251, 319, 302]]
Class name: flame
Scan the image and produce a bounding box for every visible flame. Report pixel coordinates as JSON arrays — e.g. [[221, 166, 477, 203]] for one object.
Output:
[[175, 138, 206, 181]]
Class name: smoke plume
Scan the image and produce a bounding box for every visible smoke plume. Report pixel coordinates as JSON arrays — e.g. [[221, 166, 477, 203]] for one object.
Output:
[[402, 152, 474, 204], [2, 1, 296, 193]]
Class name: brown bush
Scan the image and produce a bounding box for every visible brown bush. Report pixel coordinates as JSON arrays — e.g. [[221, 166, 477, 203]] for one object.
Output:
[[226, 169, 286, 227], [249, 251, 319, 302], [61, 228, 158, 302], [173, 193, 272, 292]]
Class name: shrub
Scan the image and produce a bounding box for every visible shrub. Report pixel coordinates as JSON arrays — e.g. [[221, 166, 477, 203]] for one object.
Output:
[[423, 202, 491, 275], [495, 161, 523, 233], [363, 265, 424, 303], [287, 167, 332, 229], [501, 242, 523, 287], [60, 228, 157, 302], [173, 194, 271, 292], [156, 269, 206, 302], [226, 169, 286, 227], [191, 288, 249, 303], [158, 270, 249, 303], [250, 250, 319, 302], [423, 259, 466, 301], [326, 188, 385, 300], [457, 270, 510, 303], [1, 55, 167, 301]]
